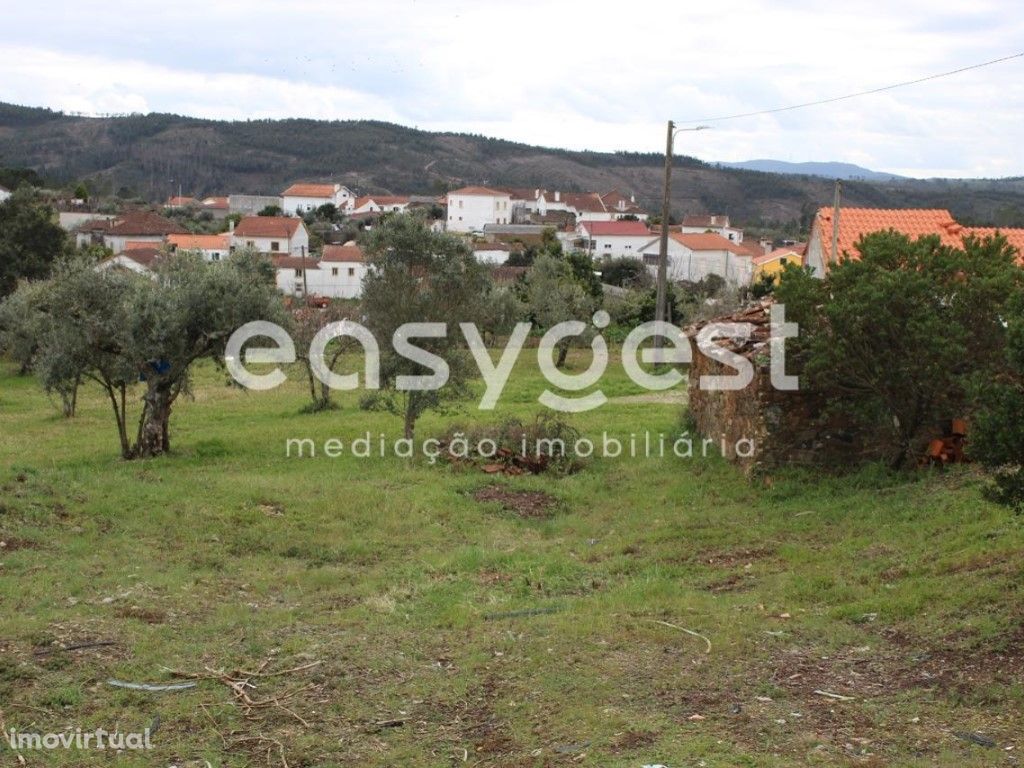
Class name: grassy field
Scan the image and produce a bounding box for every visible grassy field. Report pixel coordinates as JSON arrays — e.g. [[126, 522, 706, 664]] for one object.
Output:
[[0, 349, 1022, 767]]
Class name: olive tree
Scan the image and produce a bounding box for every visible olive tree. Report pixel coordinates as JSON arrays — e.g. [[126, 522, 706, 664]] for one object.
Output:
[[523, 253, 598, 367], [1, 250, 283, 458], [359, 213, 491, 439]]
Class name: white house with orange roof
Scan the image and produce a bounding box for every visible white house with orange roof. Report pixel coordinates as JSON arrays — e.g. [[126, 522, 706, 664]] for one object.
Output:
[[271, 243, 367, 299], [167, 233, 232, 262], [680, 214, 744, 243], [577, 220, 653, 258], [231, 216, 309, 256], [638, 232, 754, 285], [350, 195, 411, 215], [446, 187, 512, 232], [319, 243, 367, 298], [281, 183, 354, 215]]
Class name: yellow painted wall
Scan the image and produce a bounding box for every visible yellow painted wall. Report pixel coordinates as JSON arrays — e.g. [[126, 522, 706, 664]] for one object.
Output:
[[755, 252, 802, 280]]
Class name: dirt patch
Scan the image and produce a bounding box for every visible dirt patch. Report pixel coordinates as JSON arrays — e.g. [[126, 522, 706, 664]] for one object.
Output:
[[704, 572, 755, 593], [610, 728, 659, 751], [0, 535, 40, 552], [115, 606, 167, 624], [473, 485, 556, 520], [695, 545, 776, 568]]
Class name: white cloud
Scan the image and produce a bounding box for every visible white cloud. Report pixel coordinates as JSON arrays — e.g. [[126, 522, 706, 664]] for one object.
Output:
[[0, 0, 1021, 177]]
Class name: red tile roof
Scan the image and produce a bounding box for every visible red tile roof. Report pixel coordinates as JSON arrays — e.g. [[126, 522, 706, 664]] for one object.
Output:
[[167, 196, 196, 207], [272, 255, 317, 270], [167, 233, 231, 251], [282, 183, 338, 198], [580, 220, 651, 237], [448, 186, 510, 197], [119, 247, 163, 268], [321, 244, 365, 263], [233, 216, 303, 238]]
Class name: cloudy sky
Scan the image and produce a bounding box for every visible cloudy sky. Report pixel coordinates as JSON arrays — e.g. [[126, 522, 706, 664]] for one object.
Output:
[[0, 0, 1021, 178]]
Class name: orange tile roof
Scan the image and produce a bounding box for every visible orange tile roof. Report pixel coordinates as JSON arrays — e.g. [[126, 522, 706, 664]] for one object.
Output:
[[201, 196, 229, 209], [448, 186, 509, 197], [282, 183, 337, 198], [167, 233, 231, 251], [961, 227, 1024, 263], [167, 195, 196, 207], [814, 207, 960, 263], [753, 247, 804, 267], [123, 240, 163, 252], [233, 216, 303, 238], [669, 232, 750, 255], [118, 246, 163, 268], [321, 244, 365, 263]]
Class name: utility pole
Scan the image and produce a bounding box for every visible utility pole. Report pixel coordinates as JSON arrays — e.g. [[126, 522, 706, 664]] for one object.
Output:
[[654, 120, 674, 340], [300, 244, 309, 298], [654, 122, 709, 353], [829, 179, 843, 269]]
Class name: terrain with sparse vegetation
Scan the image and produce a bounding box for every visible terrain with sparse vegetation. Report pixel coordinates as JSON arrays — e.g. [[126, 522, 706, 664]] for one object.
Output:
[[2, 350, 1023, 767]]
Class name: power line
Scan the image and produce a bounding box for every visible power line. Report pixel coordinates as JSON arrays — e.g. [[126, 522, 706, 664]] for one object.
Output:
[[676, 51, 1024, 125]]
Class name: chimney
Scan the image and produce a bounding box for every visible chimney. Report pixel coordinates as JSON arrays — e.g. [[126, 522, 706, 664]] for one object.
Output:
[[534, 188, 539, 198], [760, 237, 772, 255], [555, 191, 561, 202], [630, 193, 636, 203], [228, 219, 235, 233]]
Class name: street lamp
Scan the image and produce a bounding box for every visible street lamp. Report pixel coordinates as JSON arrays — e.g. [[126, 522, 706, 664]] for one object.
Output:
[[654, 122, 710, 340]]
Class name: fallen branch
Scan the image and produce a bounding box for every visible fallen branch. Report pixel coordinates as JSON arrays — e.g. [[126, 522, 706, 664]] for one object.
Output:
[[813, 689, 856, 701], [643, 619, 712, 654], [107, 679, 197, 692]]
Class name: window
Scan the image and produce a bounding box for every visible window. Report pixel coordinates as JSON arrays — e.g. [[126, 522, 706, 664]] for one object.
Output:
[[246, 240, 254, 247], [348, 267, 355, 276], [271, 241, 280, 252], [294, 268, 302, 277], [331, 267, 339, 276], [458, 200, 463, 209], [211, 253, 221, 261], [604, 243, 612, 249], [643, 254, 658, 265]]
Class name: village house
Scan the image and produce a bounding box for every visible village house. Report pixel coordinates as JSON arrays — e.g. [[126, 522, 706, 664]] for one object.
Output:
[[471, 241, 513, 264], [638, 231, 754, 285], [231, 216, 310, 256], [0, 184, 13, 204], [805, 207, 1024, 276], [508, 189, 648, 225], [281, 183, 353, 215], [272, 255, 317, 296], [319, 243, 367, 298], [167, 233, 232, 262], [350, 195, 411, 215], [199, 196, 230, 219], [679, 214, 744, 243], [576, 220, 653, 258], [96, 242, 164, 275], [75, 211, 187, 253], [753, 245, 805, 281], [166, 195, 196, 208], [446, 187, 512, 232]]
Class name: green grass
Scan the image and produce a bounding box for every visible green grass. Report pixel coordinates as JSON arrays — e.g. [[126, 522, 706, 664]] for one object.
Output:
[[1, 350, 1022, 766]]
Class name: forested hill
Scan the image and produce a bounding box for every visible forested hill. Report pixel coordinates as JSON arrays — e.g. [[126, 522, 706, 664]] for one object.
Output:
[[2, 101, 1023, 230]]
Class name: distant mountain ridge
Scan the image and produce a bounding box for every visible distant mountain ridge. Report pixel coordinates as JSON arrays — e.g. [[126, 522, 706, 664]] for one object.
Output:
[[718, 159, 905, 181], [1, 101, 1023, 230]]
